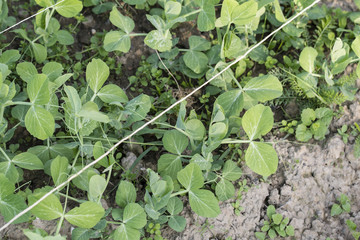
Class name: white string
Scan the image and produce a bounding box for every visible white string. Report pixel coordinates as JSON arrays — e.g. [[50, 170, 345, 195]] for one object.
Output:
[[0, 0, 65, 36], [0, 0, 320, 232]]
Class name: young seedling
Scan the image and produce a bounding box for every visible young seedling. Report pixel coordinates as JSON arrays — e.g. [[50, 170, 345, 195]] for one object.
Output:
[[331, 194, 351, 216], [255, 205, 295, 240]]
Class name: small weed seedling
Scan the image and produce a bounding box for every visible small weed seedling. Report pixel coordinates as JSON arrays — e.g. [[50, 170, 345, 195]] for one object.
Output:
[[346, 220, 360, 240], [255, 205, 294, 240], [338, 125, 349, 144], [331, 194, 351, 216], [296, 108, 333, 142]]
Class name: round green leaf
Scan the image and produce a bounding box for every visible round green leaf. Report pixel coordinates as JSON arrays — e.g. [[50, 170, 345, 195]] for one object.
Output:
[[177, 163, 204, 191], [0, 173, 14, 197], [55, 0, 83, 18], [165, 1, 181, 19], [0, 194, 30, 224], [245, 142, 278, 177], [158, 154, 182, 179], [115, 181, 136, 208], [231, 0, 258, 25], [28, 192, 63, 221], [27, 74, 50, 105], [183, 51, 208, 74], [12, 152, 44, 170], [65, 201, 104, 228], [86, 59, 109, 93], [109, 6, 135, 33], [243, 75, 283, 102], [185, 119, 205, 141], [163, 130, 188, 155], [98, 84, 128, 103], [25, 106, 55, 140], [144, 30, 172, 52], [222, 160, 242, 181], [51, 156, 70, 187], [242, 104, 273, 140], [31, 43, 47, 63], [89, 175, 107, 201], [299, 47, 318, 73], [77, 101, 110, 123], [123, 203, 147, 229], [167, 197, 183, 215], [295, 124, 312, 142], [168, 215, 186, 232], [215, 179, 235, 201], [189, 189, 220, 218], [114, 224, 140, 240], [16, 62, 37, 82], [104, 31, 131, 53]]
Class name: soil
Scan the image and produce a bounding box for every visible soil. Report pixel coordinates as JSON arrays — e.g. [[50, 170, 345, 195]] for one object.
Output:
[[1, 1, 360, 240]]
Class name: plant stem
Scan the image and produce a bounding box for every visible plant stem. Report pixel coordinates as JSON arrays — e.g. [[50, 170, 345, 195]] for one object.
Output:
[[58, 192, 86, 203], [170, 189, 188, 197], [0, 147, 12, 162], [129, 33, 147, 37], [10, 101, 33, 106], [180, 8, 202, 19], [221, 139, 251, 144]]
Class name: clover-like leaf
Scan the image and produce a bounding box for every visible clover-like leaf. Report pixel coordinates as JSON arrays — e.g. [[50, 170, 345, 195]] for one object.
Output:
[[242, 104, 273, 140]]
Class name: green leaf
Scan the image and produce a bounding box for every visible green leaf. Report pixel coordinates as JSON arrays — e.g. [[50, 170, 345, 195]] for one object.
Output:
[[71, 228, 94, 240], [123, 203, 147, 229], [190, 154, 211, 171], [124, 94, 151, 125], [272, 213, 283, 225], [168, 215, 186, 232], [213, 90, 244, 118], [0, 174, 14, 197], [0, 194, 30, 224], [222, 160, 242, 181], [295, 124, 312, 142], [115, 180, 136, 208], [0, 50, 20, 65], [27, 74, 50, 105], [231, 0, 258, 26], [163, 130, 188, 155], [167, 197, 183, 215], [0, 162, 19, 183], [51, 156, 69, 187], [165, 1, 181, 19], [28, 192, 63, 221], [104, 31, 131, 53], [31, 43, 47, 63], [98, 84, 128, 103], [285, 225, 295, 236], [35, 0, 54, 7], [65, 201, 104, 228], [185, 119, 205, 141], [299, 47, 318, 73], [243, 75, 283, 102], [197, 1, 216, 31], [255, 232, 266, 240], [89, 175, 107, 201], [123, 0, 145, 4], [177, 163, 204, 191], [109, 6, 134, 33], [189, 189, 220, 218], [64, 85, 81, 113], [56, 30, 74, 45], [25, 106, 55, 140], [114, 224, 140, 240], [86, 59, 109, 93], [184, 51, 208, 74], [93, 141, 108, 167], [215, 179, 235, 201], [218, 0, 238, 26], [12, 152, 44, 170], [242, 104, 273, 140], [55, 0, 83, 18], [144, 30, 172, 52], [42, 62, 63, 81], [158, 154, 182, 179], [189, 36, 211, 51], [301, 108, 316, 126], [16, 62, 37, 82], [274, 0, 286, 22], [268, 229, 277, 239], [331, 203, 342, 216], [245, 142, 278, 177], [209, 122, 227, 141], [78, 101, 110, 123]]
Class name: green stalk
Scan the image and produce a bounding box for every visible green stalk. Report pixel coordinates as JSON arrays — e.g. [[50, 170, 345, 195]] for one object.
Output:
[[170, 189, 189, 198], [0, 147, 12, 162], [180, 8, 202, 19]]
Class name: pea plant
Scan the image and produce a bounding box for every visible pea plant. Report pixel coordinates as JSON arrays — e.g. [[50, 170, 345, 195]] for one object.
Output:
[[0, 0, 356, 239]]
